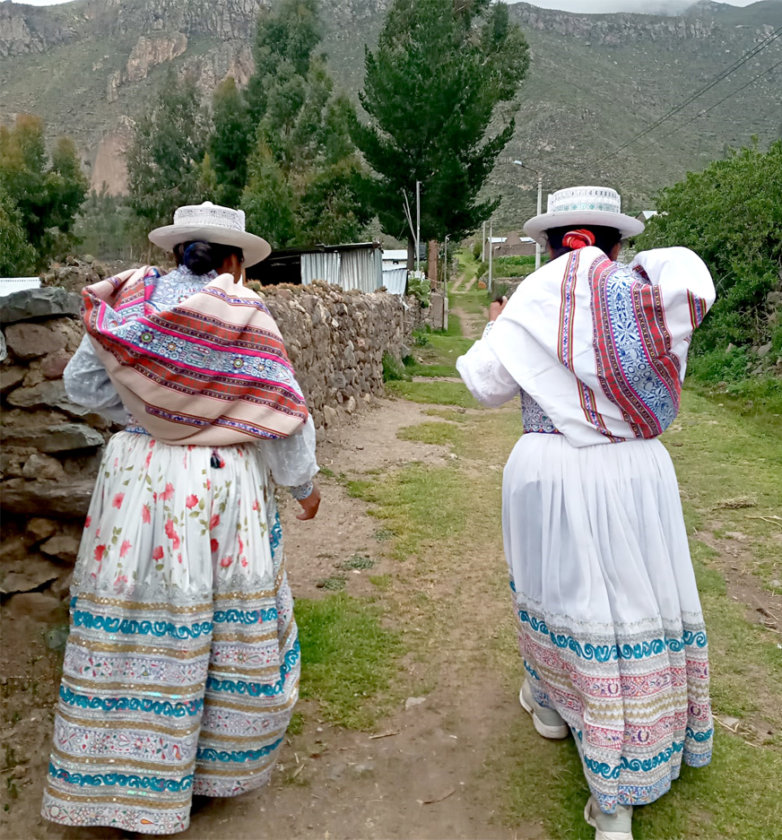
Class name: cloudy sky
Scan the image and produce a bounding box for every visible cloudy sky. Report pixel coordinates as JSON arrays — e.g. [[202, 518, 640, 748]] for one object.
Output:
[[10, 0, 764, 9]]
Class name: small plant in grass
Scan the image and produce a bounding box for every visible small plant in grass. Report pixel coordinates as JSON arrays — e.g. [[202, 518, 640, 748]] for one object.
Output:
[[412, 326, 431, 346], [340, 554, 375, 571], [316, 575, 346, 591], [382, 352, 410, 382]]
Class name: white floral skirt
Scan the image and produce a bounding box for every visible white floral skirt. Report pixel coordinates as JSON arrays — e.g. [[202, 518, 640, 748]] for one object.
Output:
[[503, 434, 712, 813], [42, 432, 299, 835]]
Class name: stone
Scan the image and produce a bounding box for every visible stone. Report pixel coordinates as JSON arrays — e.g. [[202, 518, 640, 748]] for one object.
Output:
[[757, 342, 773, 358], [0, 447, 32, 477], [6, 379, 68, 409], [323, 405, 338, 428], [0, 550, 65, 594], [2, 422, 104, 452], [3, 322, 66, 360], [26, 518, 59, 543], [345, 396, 357, 414], [0, 287, 81, 325], [40, 534, 80, 564], [2, 591, 67, 624], [0, 365, 26, 394], [0, 329, 6, 362], [405, 696, 427, 711], [22, 452, 66, 481], [0, 478, 96, 517], [40, 350, 73, 379]]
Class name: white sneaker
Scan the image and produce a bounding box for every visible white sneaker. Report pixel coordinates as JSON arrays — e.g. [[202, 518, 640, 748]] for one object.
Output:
[[583, 796, 634, 840], [519, 679, 570, 740]]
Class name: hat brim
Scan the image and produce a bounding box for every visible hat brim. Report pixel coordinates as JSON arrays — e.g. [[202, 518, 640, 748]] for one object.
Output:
[[523, 210, 645, 246], [148, 224, 272, 268]]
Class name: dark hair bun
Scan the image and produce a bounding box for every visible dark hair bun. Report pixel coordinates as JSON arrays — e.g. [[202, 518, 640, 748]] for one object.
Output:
[[183, 241, 215, 276]]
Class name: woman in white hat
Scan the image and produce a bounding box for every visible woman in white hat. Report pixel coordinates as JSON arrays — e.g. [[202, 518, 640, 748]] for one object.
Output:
[[458, 187, 715, 840], [42, 203, 320, 834]]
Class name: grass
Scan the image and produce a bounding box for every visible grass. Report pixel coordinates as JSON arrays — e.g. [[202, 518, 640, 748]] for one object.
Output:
[[295, 593, 403, 729], [385, 379, 482, 408], [662, 388, 782, 593]]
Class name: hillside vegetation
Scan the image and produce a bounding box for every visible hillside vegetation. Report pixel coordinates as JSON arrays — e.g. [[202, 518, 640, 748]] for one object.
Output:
[[1, 0, 780, 223]]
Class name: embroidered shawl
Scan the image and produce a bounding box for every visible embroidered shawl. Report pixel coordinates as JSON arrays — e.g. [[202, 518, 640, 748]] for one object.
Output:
[[486, 246, 715, 447], [82, 266, 309, 445]]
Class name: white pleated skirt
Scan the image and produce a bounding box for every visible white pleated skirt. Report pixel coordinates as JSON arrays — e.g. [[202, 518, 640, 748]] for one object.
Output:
[[42, 432, 299, 835], [503, 433, 712, 813]]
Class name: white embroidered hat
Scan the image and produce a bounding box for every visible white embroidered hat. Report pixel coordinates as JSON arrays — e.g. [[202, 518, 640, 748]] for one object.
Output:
[[148, 202, 272, 267], [523, 186, 644, 245]]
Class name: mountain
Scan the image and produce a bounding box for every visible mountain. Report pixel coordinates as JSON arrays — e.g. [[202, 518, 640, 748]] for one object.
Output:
[[1, 0, 780, 227]]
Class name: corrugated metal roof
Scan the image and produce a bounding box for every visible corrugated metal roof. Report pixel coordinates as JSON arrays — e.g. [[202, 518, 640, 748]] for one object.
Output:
[[0, 277, 41, 297]]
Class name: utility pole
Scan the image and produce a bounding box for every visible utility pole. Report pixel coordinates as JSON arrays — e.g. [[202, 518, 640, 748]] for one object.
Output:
[[535, 172, 543, 271], [488, 220, 493, 294], [415, 180, 421, 273], [481, 221, 486, 262], [513, 160, 543, 271], [443, 234, 449, 287]]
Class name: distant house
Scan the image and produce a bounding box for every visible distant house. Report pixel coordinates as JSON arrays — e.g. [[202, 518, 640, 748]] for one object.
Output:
[[637, 210, 658, 223], [382, 249, 407, 270], [0, 277, 41, 298], [494, 232, 536, 258], [248, 242, 384, 294]]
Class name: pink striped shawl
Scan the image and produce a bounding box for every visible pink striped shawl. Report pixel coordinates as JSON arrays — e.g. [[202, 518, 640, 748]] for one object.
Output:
[[82, 266, 309, 446]]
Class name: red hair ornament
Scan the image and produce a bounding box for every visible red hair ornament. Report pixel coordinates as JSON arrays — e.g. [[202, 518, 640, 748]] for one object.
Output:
[[562, 229, 596, 250]]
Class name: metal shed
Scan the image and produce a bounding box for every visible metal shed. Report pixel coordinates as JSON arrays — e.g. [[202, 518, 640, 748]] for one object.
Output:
[[248, 242, 384, 293]]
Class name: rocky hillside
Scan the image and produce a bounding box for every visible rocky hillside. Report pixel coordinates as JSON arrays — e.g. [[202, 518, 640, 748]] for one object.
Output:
[[1, 0, 780, 224]]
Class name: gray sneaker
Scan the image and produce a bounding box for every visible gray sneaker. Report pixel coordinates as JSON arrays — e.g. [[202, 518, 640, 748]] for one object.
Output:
[[584, 796, 634, 840], [519, 679, 570, 740]]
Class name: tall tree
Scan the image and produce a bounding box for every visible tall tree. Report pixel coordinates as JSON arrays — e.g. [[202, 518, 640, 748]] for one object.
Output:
[[126, 69, 211, 230], [209, 77, 252, 208], [241, 0, 371, 248], [245, 0, 321, 124], [0, 114, 88, 269], [351, 0, 529, 251]]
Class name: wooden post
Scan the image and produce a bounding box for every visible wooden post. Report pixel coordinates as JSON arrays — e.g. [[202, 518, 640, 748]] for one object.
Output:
[[427, 239, 438, 290]]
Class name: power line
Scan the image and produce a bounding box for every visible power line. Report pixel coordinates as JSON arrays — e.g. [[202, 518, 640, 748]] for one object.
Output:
[[661, 58, 782, 142], [595, 26, 782, 165]]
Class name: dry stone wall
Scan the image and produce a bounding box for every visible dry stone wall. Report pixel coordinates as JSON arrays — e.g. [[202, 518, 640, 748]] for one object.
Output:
[[0, 277, 417, 616]]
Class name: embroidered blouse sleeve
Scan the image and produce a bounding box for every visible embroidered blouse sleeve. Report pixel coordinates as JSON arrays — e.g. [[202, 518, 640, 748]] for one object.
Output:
[[456, 322, 520, 407], [257, 415, 319, 495], [63, 335, 130, 424]]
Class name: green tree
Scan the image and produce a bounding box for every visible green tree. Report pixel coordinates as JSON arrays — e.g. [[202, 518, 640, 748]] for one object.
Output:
[[241, 0, 370, 247], [126, 69, 211, 230], [245, 0, 321, 123], [209, 77, 252, 207], [636, 140, 782, 351], [0, 186, 36, 275], [0, 114, 88, 269], [351, 0, 529, 251], [242, 141, 299, 248]]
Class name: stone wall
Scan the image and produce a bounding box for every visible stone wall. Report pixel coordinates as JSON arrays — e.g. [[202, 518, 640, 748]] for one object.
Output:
[[0, 280, 415, 612]]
